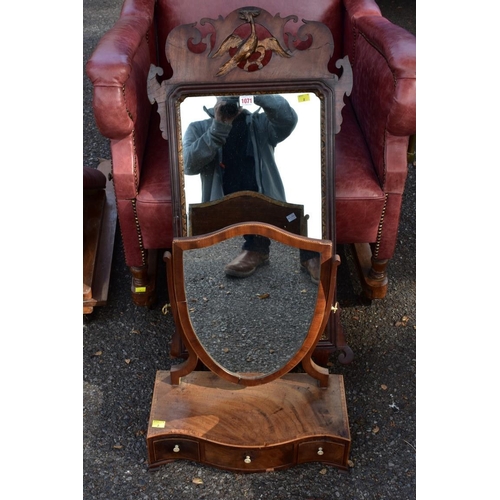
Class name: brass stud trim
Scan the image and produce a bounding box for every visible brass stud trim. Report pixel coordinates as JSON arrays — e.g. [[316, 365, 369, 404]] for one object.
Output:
[[373, 193, 389, 259], [131, 199, 146, 266]]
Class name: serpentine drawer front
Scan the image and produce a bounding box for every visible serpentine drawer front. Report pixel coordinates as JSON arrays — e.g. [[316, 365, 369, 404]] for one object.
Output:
[[297, 439, 348, 466], [203, 442, 295, 472], [151, 437, 200, 464], [147, 371, 351, 472]]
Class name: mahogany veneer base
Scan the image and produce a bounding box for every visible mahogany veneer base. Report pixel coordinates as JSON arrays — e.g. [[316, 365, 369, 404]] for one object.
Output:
[[147, 371, 351, 472]]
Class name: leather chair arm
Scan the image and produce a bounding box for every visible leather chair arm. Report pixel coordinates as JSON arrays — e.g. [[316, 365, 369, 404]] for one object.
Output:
[[347, 13, 415, 192], [343, 0, 382, 19], [354, 15, 416, 137], [85, 0, 156, 140]]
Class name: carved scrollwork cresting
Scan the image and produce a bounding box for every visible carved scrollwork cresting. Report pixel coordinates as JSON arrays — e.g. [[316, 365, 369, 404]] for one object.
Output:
[[147, 65, 168, 140], [204, 8, 295, 76], [203, 8, 297, 60], [147, 7, 353, 143], [162, 7, 337, 83], [332, 56, 353, 134]]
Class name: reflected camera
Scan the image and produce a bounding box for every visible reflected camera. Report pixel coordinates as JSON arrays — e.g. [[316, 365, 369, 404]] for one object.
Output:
[[220, 97, 240, 117]]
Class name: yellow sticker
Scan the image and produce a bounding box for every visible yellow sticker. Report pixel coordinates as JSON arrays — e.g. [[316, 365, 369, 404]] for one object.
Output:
[[135, 287, 147, 293], [298, 94, 310, 102], [152, 420, 166, 428]]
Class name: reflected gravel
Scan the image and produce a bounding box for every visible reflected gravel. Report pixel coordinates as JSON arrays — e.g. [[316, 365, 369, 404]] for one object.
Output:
[[184, 237, 318, 375]]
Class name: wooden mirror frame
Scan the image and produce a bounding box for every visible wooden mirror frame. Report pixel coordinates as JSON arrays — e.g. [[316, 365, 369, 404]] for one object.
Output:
[[170, 85, 333, 240], [165, 222, 340, 387]]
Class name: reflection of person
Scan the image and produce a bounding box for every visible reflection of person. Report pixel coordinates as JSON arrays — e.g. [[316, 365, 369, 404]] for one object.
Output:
[[183, 94, 319, 283]]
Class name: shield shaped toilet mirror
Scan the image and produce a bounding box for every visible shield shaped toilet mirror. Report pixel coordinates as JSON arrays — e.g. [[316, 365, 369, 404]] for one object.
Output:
[[164, 222, 339, 386]]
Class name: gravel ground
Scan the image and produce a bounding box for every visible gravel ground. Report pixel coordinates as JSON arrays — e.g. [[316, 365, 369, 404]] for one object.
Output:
[[83, 1, 416, 498]]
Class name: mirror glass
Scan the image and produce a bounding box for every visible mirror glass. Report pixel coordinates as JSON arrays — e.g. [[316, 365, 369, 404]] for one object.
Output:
[[179, 93, 322, 238], [182, 235, 319, 376]]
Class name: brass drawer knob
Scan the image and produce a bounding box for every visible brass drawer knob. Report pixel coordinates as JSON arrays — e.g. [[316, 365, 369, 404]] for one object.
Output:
[[173, 444, 180, 453], [244, 456, 252, 464], [317, 447, 324, 456]]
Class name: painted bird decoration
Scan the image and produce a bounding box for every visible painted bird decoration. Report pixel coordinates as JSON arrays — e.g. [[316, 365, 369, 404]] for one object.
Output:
[[212, 9, 291, 76]]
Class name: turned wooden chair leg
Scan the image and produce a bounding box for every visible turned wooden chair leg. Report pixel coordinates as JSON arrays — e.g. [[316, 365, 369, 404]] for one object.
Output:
[[368, 257, 388, 282], [130, 250, 158, 307], [352, 243, 389, 299], [365, 257, 388, 299]]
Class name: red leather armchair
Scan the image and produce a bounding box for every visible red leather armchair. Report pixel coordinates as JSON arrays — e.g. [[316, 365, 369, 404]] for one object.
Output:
[[86, 0, 415, 305]]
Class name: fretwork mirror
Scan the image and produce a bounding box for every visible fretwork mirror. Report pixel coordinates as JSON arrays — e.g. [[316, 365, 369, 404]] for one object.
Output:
[[147, 5, 354, 364]]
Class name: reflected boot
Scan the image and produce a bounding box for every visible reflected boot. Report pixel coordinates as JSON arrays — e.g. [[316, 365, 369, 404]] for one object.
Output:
[[301, 256, 320, 284], [224, 250, 269, 278]]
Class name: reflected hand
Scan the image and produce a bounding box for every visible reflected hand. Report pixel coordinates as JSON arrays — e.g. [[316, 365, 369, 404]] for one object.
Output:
[[215, 100, 242, 125]]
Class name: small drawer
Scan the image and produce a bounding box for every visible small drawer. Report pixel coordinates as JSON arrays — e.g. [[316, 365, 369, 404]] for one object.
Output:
[[152, 437, 200, 463], [297, 440, 346, 466], [203, 442, 294, 471]]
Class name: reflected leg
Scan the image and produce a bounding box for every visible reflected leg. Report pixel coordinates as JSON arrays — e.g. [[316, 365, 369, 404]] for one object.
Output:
[[300, 250, 320, 284], [224, 235, 270, 278]]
